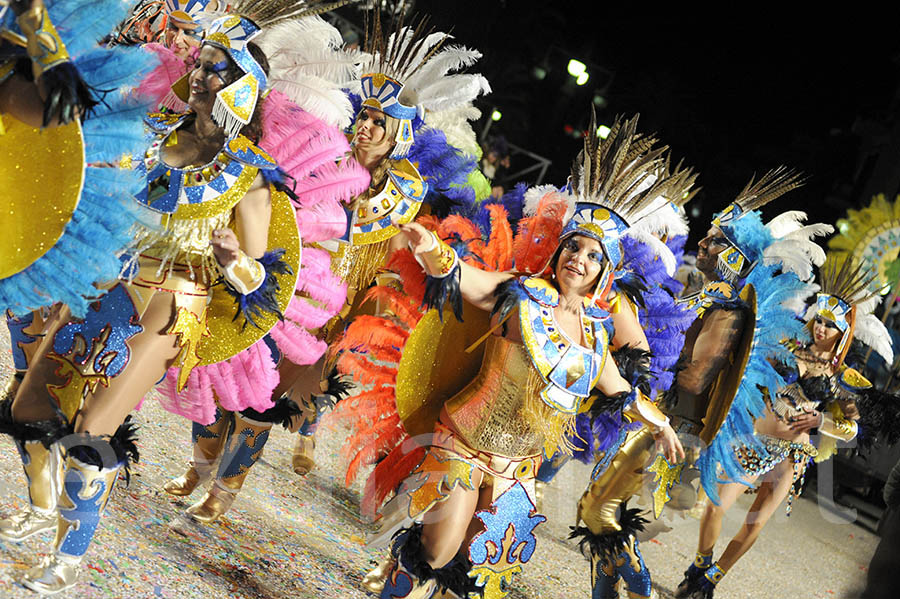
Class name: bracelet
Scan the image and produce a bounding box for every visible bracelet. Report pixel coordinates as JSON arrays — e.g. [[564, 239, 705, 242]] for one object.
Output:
[[415, 231, 458, 278], [17, 1, 71, 80], [221, 251, 265, 295]]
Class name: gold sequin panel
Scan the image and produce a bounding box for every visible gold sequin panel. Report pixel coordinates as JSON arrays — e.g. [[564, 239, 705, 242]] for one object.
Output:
[[443, 335, 547, 458]]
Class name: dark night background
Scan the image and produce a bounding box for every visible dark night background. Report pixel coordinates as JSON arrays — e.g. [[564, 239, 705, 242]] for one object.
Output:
[[337, 3, 900, 247]]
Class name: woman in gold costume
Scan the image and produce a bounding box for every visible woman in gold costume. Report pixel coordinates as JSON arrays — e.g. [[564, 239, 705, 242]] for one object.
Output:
[[280, 10, 492, 476], [333, 116, 686, 599]]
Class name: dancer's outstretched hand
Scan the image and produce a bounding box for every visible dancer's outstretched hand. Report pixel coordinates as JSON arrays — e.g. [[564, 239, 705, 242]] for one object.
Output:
[[397, 222, 433, 255]]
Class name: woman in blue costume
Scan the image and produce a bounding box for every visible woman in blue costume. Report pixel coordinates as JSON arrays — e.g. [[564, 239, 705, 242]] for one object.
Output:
[[0, 10, 304, 593], [331, 115, 686, 599], [1, 0, 154, 402], [675, 257, 893, 599]]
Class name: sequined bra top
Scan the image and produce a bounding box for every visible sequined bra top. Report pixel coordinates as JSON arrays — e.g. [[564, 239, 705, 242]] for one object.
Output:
[[127, 112, 279, 282], [443, 277, 611, 458], [770, 359, 831, 424]]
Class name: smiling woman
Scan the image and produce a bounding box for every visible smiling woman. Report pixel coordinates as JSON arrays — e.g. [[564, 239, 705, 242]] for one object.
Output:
[[329, 114, 691, 599]]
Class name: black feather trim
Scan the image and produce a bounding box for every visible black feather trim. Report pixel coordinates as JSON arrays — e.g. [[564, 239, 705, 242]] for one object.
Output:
[[240, 394, 302, 429], [38, 62, 100, 126], [391, 523, 483, 597], [614, 271, 648, 310], [569, 501, 648, 559], [0, 398, 69, 446], [661, 355, 689, 410], [222, 249, 292, 331], [610, 345, 653, 391], [322, 367, 354, 403], [422, 265, 463, 323], [490, 278, 521, 336], [66, 416, 140, 484]]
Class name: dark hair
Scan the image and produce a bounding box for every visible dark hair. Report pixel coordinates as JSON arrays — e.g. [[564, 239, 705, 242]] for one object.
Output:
[[239, 41, 269, 143]]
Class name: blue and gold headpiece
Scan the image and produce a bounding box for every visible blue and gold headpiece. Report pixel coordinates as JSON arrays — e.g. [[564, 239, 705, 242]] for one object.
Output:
[[556, 113, 693, 297], [359, 10, 449, 159], [359, 71, 417, 158], [202, 14, 267, 138], [816, 293, 851, 332], [710, 168, 805, 282], [165, 0, 220, 26]]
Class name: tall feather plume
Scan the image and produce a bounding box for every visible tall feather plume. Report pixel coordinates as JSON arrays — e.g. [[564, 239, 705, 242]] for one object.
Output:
[[227, 0, 356, 29], [731, 166, 807, 213], [819, 255, 879, 306], [569, 112, 677, 223]]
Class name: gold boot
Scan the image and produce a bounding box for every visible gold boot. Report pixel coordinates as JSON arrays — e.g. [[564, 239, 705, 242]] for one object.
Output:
[[0, 439, 62, 541], [186, 411, 271, 523], [362, 556, 395, 594], [164, 407, 229, 497], [21, 454, 119, 595], [292, 434, 316, 476]]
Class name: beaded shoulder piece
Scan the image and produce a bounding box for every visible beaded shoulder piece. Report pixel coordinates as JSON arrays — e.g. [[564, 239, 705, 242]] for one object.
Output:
[[516, 276, 609, 414], [343, 157, 427, 245], [135, 112, 277, 218]]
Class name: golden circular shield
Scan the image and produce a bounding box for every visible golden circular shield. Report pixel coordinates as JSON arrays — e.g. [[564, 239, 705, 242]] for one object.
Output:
[[0, 115, 85, 279], [198, 188, 301, 365], [395, 302, 491, 438]]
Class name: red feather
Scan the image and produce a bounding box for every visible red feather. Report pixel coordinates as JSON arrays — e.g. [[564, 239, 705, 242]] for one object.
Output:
[[385, 250, 426, 304], [438, 216, 485, 261], [363, 444, 427, 517], [361, 286, 423, 329], [336, 352, 396, 387], [485, 204, 514, 271], [513, 193, 568, 274]]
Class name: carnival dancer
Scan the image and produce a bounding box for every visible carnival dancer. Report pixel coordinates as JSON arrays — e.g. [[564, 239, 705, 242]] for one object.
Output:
[[675, 257, 893, 598], [1, 0, 156, 402], [329, 115, 685, 598], [640, 170, 831, 598], [156, 2, 372, 522], [0, 7, 328, 591], [280, 8, 492, 476]]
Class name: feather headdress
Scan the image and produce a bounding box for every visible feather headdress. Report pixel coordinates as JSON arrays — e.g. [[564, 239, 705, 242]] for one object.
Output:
[[560, 112, 698, 279], [804, 257, 893, 366], [355, 7, 490, 158], [711, 167, 806, 282], [174, 1, 354, 137]]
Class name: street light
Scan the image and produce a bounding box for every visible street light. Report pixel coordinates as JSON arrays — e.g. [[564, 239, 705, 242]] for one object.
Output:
[[567, 59, 586, 78], [596, 125, 611, 139], [491, 109, 502, 122]]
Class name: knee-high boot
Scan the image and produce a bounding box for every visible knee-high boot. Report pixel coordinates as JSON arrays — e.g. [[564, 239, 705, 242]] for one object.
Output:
[[0, 399, 67, 542], [186, 411, 272, 523], [21, 423, 138, 595], [380, 524, 480, 599], [572, 427, 656, 599], [292, 369, 352, 476], [0, 439, 63, 541], [163, 405, 229, 497]]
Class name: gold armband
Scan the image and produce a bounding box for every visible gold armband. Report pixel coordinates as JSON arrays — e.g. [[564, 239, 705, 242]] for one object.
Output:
[[17, 1, 71, 80], [222, 251, 265, 295], [415, 231, 458, 278], [625, 389, 670, 432], [819, 412, 858, 442]]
